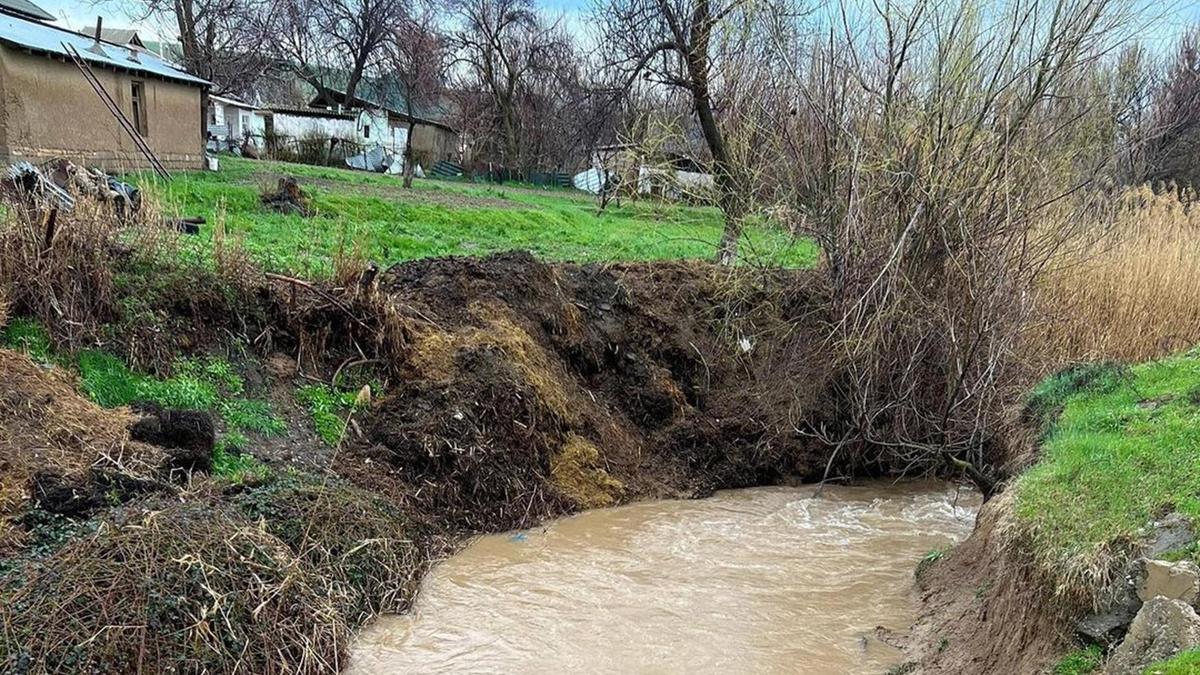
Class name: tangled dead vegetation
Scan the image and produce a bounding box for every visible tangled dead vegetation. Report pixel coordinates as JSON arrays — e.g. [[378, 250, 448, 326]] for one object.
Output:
[[0, 474, 435, 674], [1, 495, 346, 674], [0, 349, 165, 552], [343, 252, 838, 531]]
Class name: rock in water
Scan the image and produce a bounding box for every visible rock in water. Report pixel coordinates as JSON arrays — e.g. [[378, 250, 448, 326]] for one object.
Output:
[[1107, 598, 1200, 674]]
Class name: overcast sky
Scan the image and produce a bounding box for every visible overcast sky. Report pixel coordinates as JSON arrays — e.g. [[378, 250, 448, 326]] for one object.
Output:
[[33, 0, 1200, 51]]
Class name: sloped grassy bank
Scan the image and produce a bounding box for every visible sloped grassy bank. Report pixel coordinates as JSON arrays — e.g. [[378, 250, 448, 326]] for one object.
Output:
[[0, 241, 844, 672], [910, 355, 1200, 674]]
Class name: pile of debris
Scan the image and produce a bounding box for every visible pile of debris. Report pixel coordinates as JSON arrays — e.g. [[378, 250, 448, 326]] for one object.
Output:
[[346, 144, 411, 176], [260, 176, 313, 216], [2, 158, 140, 217]]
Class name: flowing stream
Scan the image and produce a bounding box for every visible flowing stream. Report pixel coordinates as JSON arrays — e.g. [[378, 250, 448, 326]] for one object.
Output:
[[349, 481, 979, 674]]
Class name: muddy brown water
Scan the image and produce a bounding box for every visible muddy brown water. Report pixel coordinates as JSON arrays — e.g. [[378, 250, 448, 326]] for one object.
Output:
[[349, 482, 980, 674]]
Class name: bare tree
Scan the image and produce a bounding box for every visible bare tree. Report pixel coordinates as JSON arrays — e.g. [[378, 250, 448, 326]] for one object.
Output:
[[388, 3, 451, 187], [760, 0, 1135, 493], [1145, 27, 1200, 187], [451, 0, 573, 174], [595, 0, 762, 263], [127, 0, 276, 94], [272, 0, 406, 102]]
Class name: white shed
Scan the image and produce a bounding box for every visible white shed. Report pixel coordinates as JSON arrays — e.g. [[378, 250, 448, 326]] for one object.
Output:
[[206, 95, 257, 141]]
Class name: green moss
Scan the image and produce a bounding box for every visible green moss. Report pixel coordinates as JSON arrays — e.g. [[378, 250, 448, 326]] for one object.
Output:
[[1015, 352, 1200, 579], [1145, 650, 1200, 674], [1, 318, 53, 364], [1053, 645, 1104, 674], [134, 156, 818, 276], [296, 384, 361, 446]]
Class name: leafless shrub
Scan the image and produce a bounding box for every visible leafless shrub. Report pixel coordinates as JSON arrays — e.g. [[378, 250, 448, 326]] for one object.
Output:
[[0, 198, 130, 348], [761, 0, 1136, 492]]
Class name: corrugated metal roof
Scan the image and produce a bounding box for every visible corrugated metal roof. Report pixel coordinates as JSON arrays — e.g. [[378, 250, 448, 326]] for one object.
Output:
[[0, 11, 208, 86], [0, 0, 54, 22], [77, 27, 145, 48], [209, 94, 255, 109]]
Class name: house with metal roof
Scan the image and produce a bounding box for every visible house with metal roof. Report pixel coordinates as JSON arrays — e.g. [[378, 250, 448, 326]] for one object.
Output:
[[307, 85, 463, 165], [76, 27, 146, 51], [0, 1, 209, 170]]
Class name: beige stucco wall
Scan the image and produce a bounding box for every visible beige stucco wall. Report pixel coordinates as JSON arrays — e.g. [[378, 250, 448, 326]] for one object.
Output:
[[411, 124, 459, 164], [0, 45, 204, 171]]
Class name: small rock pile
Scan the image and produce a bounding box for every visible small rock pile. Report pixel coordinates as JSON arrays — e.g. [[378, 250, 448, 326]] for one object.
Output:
[[1076, 514, 1200, 673]]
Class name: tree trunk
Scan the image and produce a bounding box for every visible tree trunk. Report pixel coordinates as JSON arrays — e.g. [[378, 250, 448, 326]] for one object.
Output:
[[684, 0, 743, 265], [403, 120, 416, 188]]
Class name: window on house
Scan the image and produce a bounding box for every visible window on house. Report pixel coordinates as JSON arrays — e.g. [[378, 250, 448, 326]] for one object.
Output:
[[363, 124, 370, 139], [131, 81, 148, 136]]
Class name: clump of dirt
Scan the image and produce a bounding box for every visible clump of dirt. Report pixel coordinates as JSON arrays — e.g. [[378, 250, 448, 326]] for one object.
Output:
[[0, 349, 165, 550], [129, 402, 216, 473], [261, 177, 314, 216], [343, 251, 837, 532], [551, 434, 624, 509]]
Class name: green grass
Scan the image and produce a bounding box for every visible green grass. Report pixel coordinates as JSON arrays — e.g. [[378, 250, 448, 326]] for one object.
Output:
[[1, 318, 53, 364], [296, 384, 362, 446], [1146, 650, 1200, 674], [1014, 351, 1200, 576], [134, 157, 818, 276], [76, 351, 284, 476], [1053, 645, 1104, 674]]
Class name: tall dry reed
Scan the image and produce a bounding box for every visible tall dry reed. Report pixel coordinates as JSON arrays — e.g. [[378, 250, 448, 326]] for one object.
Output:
[[1033, 186, 1200, 364]]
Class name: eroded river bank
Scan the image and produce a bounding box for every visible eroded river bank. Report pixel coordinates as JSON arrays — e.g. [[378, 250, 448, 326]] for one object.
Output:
[[350, 481, 980, 674]]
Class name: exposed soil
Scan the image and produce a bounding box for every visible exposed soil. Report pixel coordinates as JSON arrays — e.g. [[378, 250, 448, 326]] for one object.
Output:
[[0, 251, 842, 673], [907, 491, 1075, 674], [341, 252, 837, 531]]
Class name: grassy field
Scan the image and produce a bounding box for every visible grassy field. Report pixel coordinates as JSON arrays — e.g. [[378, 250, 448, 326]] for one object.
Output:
[[134, 157, 817, 276], [1014, 354, 1200, 587]]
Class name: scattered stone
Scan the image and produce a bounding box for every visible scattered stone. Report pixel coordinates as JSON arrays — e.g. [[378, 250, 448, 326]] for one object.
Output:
[[1139, 559, 1200, 604], [1106, 598, 1200, 674], [1147, 513, 1195, 558], [1079, 573, 1143, 646]]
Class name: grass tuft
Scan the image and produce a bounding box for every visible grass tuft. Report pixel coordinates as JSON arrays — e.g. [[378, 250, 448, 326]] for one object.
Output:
[[1053, 645, 1104, 674], [1, 318, 53, 364], [77, 351, 285, 471], [296, 384, 361, 446], [1145, 649, 1200, 674]]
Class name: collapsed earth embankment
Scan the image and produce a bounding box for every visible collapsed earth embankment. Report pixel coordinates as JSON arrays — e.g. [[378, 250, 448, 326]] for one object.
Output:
[[0, 250, 845, 673]]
